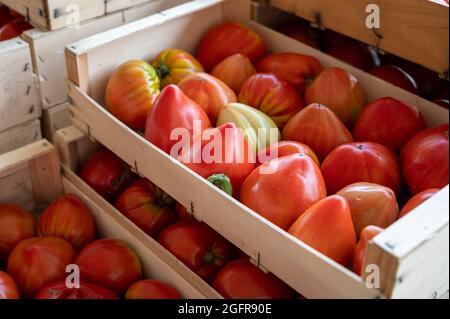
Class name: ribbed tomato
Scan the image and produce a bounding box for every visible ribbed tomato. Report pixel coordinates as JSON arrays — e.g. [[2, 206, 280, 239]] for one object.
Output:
[[125, 280, 181, 299], [0, 271, 20, 299], [0, 19, 32, 41], [399, 189, 440, 219], [35, 281, 119, 299], [211, 53, 257, 93], [256, 141, 320, 167], [105, 60, 160, 130], [353, 226, 384, 276]]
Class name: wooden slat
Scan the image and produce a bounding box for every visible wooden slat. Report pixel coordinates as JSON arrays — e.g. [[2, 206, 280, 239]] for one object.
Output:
[[0, 120, 42, 155], [41, 102, 72, 142]]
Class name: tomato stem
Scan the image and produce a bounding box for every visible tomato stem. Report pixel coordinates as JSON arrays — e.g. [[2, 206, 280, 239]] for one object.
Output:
[[207, 174, 233, 196]]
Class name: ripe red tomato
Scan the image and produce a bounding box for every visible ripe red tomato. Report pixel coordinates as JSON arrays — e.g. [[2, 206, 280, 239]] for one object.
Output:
[[369, 65, 418, 94], [7, 237, 76, 298], [80, 149, 135, 202], [353, 97, 427, 153], [9, 9, 23, 20], [75, 239, 143, 295], [325, 42, 380, 71], [152, 48, 204, 88], [277, 24, 320, 49], [197, 22, 268, 71], [238, 73, 304, 128], [305, 67, 366, 128], [321, 30, 353, 50], [213, 258, 296, 299], [0, 19, 32, 41], [158, 221, 236, 283], [175, 203, 194, 221], [125, 280, 181, 299], [0, 271, 20, 299], [400, 125, 449, 195], [116, 179, 177, 238], [289, 195, 356, 266], [35, 281, 119, 299], [0, 5, 14, 28], [211, 54, 257, 94], [145, 85, 211, 155], [399, 189, 440, 219], [240, 154, 327, 230], [105, 60, 160, 130], [0, 204, 35, 262], [256, 141, 320, 167], [256, 53, 323, 94], [353, 226, 384, 276], [321, 142, 402, 195], [37, 195, 96, 250], [283, 103, 354, 161], [178, 73, 237, 124]]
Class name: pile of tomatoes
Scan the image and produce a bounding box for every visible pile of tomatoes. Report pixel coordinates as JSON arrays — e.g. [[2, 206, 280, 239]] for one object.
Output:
[[0, 5, 32, 42]]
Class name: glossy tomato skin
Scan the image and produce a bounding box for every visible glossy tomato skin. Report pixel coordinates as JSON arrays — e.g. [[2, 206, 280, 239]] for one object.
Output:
[[125, 280, 181, 299], [353, 226, 384, 276], [0, 19, 32, 41], [240, 154, 327, 230], [197, 22, 268, 71], [353, 97, 427, 153], [158, 221, 236, 283], [256, 141, 320, 167], [178, 73, 237, 124], [321, 142, 402, 195], [37, 195, 96, 251], [238, 73, 304, 128], [213, 258, 295, 299], [75, 239, 143, 295], [152, 48, 204, 88], [35, 281, 119, 299], [0, 271, 20, 299], [400, 125, 449, 195], [145, 85, 211, 155], [105, 60, 160, 130], [399, 189, 440, 219], [433, 99, 449, 110], [289, 195, 356, 266], [256, 53, 323, 94], [369, 65, 418, 94], [7, 237, 76, 298], [305, 67, 366, 128], [116, 179, 176, 238], [80, 149, 135, 202], [283, 103, 354, 161], [211, 54, 257, 94], [0, 204, 35, 262], [325, 42, 380, 71]]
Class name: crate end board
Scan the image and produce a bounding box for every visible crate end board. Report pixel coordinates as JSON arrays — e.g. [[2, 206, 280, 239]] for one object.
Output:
[[0, 120, 42, 156]]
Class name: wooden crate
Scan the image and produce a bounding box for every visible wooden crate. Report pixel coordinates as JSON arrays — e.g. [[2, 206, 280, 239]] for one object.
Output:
[[0, 119, 41, 155], [0, 139, 209, 299], [64, 0, 449, 299], [41, 102, 72, 142]]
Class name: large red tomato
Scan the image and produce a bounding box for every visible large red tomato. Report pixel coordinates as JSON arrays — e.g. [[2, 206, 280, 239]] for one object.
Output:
[[325, 42, 380, 71], [213, 258, 296, 299], [105, 60, 160, 130], [321, 142, 402, 195], [0, 204, 35, 262], [35, 281, 119, 299], [400, 125, 449, 195], [0, 271, 20, 299], [152, 48, 204, 88], [256, 141, 320, 167], [305, 67, 366, 128], [80, 149, 135, 202], [37, 195, 96, 251], [158, 221, 235, 283], [238, 73, 304, 128], [7, 237, 76, 298], [0, 5, 14, 28], [75, 239, 143, 295], [116, 179, 176, 238], [399, 189, 440, 219], [289, 195, 356, 266], [197, 22, 268, 71], [125, 280, 181, 299], [282, 103, 354, 161], [369, 66, 418, 94], [240, 154, 327, 230], [256, 53, 323, 94], [353, 226, 384, 276], [178, 73, 237, 124], [0, 19, 32, 41], [145, 85, 211, 155], [353, 97, 427, 153]]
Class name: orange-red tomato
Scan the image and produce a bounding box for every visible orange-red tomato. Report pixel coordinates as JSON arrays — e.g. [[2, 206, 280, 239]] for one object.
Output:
[[37, 195, 96, 251], [305, 67, 366, 128], [7, 237, 76, 298], [178, 73, 237, 124], [0, 271, 20, 299], [238, 73, 304, 128], [211, 54, 257, 93], [213, 258, 296, 299], [125, 280, 181, 299], [353, 226, 384, 276], [0, 204, 35, 262], [105, 60, 160, 130], [288, 195, 356, 266], [0, 19, 32, 41], [240, 154, 327, 230], [197, 22, 268, 71], [400, 124, 449, 195], [35, 281, 119, 299], [256, 141, 320, 167], [321, 142, 402, 195], [399, 189, 440, 219], [283, 103, 354, 161]]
